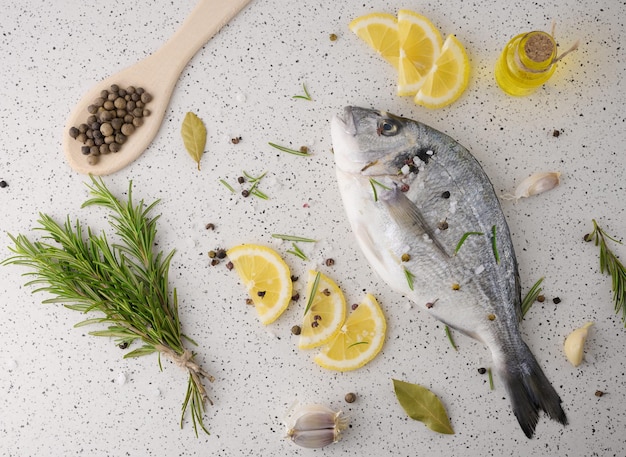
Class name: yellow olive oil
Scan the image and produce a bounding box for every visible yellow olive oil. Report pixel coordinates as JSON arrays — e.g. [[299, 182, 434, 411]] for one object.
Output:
[[495, 31, 558, 96]]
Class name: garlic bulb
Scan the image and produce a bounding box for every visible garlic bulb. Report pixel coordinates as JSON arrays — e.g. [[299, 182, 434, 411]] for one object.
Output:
[[285, 403, 349, 448], [502, 172, 561, 201], [563, 322, 594, 367]]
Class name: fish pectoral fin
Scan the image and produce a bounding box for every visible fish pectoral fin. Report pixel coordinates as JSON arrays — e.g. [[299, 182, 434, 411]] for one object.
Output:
[[382, 189, 450, 257]]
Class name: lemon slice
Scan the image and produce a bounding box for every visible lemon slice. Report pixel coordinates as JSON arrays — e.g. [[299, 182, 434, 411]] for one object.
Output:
[[397, 10, 443, 96], [298, 271, 346, 350], [414, 34, 470, 108], [349, 13, 400, 69], [314, 294, 386, 371], [227, 244, 292, 325]]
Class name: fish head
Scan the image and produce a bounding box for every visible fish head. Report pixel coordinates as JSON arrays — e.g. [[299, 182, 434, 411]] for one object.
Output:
[[331, 106, 424, 177]]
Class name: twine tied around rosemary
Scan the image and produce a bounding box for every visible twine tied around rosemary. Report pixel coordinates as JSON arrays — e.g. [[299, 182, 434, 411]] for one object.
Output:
[[157, 345, 215, 405]]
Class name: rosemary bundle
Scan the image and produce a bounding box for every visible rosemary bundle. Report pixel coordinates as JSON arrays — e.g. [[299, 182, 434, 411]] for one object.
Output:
[[585, 219, 626, 326], [2, 177, 213, 435]]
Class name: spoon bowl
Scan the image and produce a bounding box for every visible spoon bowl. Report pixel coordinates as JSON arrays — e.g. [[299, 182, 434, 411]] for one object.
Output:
[[63, 0, 252, 176]]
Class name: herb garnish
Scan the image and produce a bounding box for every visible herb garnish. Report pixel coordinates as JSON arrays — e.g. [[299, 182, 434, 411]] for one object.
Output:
[[219, 179, 235, 193], [2, 177, 213, 436], [521, 277, 544, 318], [487, 368, 494, 390], [369, 178, 391, 202], [585, 219, 626, 325], [403, 267, 415, 291], [243, 171, 269, 200], [268, 142, 311, 156], [272, 234, 317, 243], [392, 379, 455, 434], [292, 83, 312, 101], [444, 325, 457, 351], [491, 225, 500, 264], [454, 231, 484, 254], [347, 341, 369, 349], [287, 243, 308, 261], [304, 271, 321, 316]]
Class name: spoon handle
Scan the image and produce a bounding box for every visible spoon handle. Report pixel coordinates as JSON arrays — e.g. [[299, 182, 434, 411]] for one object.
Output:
[[143, 0, 253, 84]]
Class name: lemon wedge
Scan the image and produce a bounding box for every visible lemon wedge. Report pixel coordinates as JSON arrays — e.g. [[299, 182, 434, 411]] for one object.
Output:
[[298, 271, 346, 350], [414, 34, 470, 108], [349, 13, 400, 69], [227, 244, 292, 325], [397, 9, 442, 96], [314, 293, 386, 371]]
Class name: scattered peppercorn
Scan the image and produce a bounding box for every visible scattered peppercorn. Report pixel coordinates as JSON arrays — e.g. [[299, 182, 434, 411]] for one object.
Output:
[[401, 253, 411, 262], [425, 302, 435, 309], [344, 392, 356, 403], [552, 129, 561, 137], [325, 258, 335, 266], [537, 295, 545, 303], [216, 249, 226, 259], [231, 136, 242, 144], [438, 220, 449, 231], [311, 321, 319, 328], [553, 297, 562, 304], [205, 223, 215, 230], [583, 233, 592, 242], [291, 325, 302, 335], [291, 275, 299, 282], [329, 33, 338, 42], [237, 176, 245, 184], [478, 367, 487, 375], [241, 190, 250, 197], [488, 313, 496, 321], [291, 293, 300, 301], [257, 290, 266, 298], [322, 288, 331, 296], [225, 261, 234, 270], [351, 303, 359, 310], [595, 390, 605, 397], [400, 183, 410, 192], [210, 259, 219, 266], [208, 250, 216, 258], [245, 298, 254, 305], [452, 283, 460, 290], [441, 190, 451, 199], [69, 84, 152, 165], [118, 342, 129, 349], [299, 146, 309, 154], [0, 180, 8, 188]]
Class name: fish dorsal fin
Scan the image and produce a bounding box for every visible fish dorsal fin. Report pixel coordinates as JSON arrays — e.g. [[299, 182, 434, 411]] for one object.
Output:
[[382, 187, 450, 257]]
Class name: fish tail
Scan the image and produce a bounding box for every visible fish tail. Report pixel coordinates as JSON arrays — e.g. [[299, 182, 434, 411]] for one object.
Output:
[[498, 342, 568, 438]]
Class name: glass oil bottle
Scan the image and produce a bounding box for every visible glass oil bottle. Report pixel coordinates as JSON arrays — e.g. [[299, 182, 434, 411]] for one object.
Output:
[[495, 25, 578, 96]]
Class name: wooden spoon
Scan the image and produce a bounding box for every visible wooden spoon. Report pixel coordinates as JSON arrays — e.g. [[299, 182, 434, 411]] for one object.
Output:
[[63, 0, 253, 176]]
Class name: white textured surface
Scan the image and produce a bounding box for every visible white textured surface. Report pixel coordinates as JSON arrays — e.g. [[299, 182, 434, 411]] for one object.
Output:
[[0, 0, 624, 456]]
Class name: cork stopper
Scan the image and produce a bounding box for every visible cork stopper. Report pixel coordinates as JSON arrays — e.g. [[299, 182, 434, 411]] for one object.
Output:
[[524, 33, 555, 63]]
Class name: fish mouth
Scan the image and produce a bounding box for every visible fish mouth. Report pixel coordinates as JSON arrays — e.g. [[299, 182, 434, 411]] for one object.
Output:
[[331, 106, 357, 137]]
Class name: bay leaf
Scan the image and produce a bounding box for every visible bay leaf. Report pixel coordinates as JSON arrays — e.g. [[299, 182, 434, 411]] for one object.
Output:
[[181, 111, 207, 170], [392, 378, 455, 434]]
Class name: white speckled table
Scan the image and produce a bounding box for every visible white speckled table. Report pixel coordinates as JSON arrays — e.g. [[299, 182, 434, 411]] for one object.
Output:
[[1, 0, 624, 456]]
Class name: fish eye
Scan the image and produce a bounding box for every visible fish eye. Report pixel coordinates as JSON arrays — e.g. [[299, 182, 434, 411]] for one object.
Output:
[[378, 118, 399, 136]]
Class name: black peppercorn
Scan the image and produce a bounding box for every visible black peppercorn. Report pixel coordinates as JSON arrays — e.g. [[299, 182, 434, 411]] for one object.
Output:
[[0, 180, 7, 188], [553, 297, 561, 304], [478, 367, 487, 374]]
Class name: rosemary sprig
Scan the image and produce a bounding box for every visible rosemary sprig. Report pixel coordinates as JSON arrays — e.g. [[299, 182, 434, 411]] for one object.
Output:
[[585, 219, 626, 325], [286, 242, 308, 261], [369, 178, 391, 202], [444, 325, 457, 351], [292, 83, 312, 101], [454, 231, 484, 255], [304, 271, 321, 316], [268, 142, 310, 156], [491, 225, 500, 264], [403, 267, 415, 291], [243, 171, 269, 200], [1, 177, 213, 436], [219, 179, 235, 193], [347, 341, 369, 349], [271, 234, 317, 243], [521, 277, 544, 318]]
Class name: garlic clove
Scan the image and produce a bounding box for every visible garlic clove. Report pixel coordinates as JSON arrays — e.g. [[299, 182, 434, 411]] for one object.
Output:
[[563, 321, 594, 367], [285, 403, 349, 448], [502, 172, 561, 201]]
